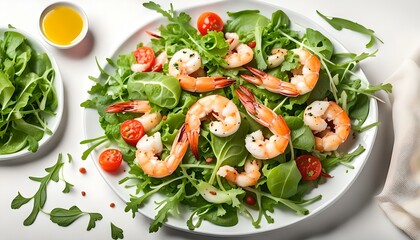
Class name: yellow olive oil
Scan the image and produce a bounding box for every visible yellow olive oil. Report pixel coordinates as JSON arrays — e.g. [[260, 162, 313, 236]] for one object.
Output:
[[42, 5, 84, 46]]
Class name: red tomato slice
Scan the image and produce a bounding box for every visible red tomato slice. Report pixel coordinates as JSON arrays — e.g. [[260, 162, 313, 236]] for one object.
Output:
[[197, 12, 224, 35], [295, 155, 322, 181], [133, 46, 155, 72], [120, 119, 145, 146], [99, 148, 123, 172]]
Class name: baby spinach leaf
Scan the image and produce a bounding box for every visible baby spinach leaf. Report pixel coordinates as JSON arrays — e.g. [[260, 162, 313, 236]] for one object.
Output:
[[202, 204, 238, 227], [266, 160, 301, 198], [208, 119, 249, 184]]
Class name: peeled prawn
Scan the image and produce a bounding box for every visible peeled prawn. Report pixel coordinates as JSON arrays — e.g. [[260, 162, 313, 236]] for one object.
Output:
[[240, 48, 320, 96], [136, 124, 188, 178], [185, 95, 241, 159], [105, 100, 161, 132], [235, 85, 290, 159], [177, 75, 235, 93], [168, 48, 234, 92], [267, 48, 287, 69], [224, 32, 254, 69], [217, 159, 262, 187], [303, 100, 351, 152], [168, 48, 202, 77]]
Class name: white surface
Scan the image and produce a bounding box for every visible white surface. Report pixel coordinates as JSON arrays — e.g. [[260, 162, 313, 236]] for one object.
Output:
[[0, 0, 415, 239]]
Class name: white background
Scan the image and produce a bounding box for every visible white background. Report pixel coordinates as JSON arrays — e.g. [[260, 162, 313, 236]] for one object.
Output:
[[0, 0, 417, 239]]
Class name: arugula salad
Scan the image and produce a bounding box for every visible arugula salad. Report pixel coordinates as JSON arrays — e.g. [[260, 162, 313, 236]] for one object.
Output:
[[0, 27, 58, 155], [81, 2, 391, 232]]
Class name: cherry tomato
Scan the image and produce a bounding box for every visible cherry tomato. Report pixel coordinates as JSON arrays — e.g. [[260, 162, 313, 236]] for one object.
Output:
[[295, 154, 322, 181], [133, 46, 155, 71], [99, 149, 123, 172], [120, 119, 145, 146], [197, 12, 224, 35]]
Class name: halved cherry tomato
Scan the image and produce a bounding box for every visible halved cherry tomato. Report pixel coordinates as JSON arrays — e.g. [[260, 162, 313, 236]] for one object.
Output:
[[120, 119, 145, 146], [99, 149, 123, 172], [295, 154, 322, 181], [197, 12, 224, 35], [133, 46, 155, 71]]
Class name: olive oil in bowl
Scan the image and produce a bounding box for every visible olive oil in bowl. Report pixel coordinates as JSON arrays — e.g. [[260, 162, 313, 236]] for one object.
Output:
[[39, 2, 88, 49]]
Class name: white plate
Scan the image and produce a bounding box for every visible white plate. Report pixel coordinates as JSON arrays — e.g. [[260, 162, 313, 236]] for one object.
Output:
[[0, 27, 64, 161], [84, 0, 378, 236]]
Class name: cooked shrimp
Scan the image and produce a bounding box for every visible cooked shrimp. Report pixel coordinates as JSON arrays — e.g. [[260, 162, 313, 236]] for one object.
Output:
[[151, 51, 168, 72], [177, 75, 235, 92], [217, 159, 262, 187], [235, 85, 290, 159], [225, 32, 240, 52], [185, 95, 241, 159], [267, 48, 288, 69], [135, 112, 162, 132], [224, 32, 253, 69], [168, 48, 202, 77], [240, 49, 320, 96], [303, 100, 351, 152], [106, 100, 161, 132], [136, 124, 188, 178], [168, 48, 234, 92]]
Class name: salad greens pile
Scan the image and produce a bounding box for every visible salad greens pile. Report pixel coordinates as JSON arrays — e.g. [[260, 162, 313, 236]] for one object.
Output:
[[0, 27, 58, 154], [81, 2, 391, 232]]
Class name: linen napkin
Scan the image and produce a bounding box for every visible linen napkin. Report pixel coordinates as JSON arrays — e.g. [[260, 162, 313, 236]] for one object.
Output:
[[376, 46, 420, 240]]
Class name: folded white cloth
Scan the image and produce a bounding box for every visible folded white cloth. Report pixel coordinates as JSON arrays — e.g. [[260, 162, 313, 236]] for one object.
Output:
[[376, 46, 420, 240]]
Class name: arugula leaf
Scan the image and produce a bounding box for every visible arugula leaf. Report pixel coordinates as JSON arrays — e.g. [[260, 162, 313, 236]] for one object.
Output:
[[49, 206, 103, 231], [111, 222, 124, 240], [11, 153, 64, 226], [149, 180, 186, 232], [316, 10, 383, 48]]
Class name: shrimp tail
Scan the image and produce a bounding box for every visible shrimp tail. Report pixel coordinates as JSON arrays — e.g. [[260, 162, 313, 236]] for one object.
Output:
[[105, 100, 151, 113], [240, 74, 263, 86], [235, 85, 257, 115], [173, 124, 188, 154], [242, 66, 299, 97], [186, 125, 200, 160]]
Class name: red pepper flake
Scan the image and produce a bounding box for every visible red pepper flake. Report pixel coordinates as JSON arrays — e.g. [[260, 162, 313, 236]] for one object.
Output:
[[209, 191, 217, 195], [162, 115, 167, 121], [205, 157, 213, 163], [110, 202, 116, 208], [81, 191, 86, 197], [79, 167, 87, 174]]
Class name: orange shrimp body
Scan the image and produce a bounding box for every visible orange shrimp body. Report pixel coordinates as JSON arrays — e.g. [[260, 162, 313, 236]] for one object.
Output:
[[235, 85, 290, 159], [303, 100, 351, 152], [136, 124, 189, 178], [240, 49, 320, 96]]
